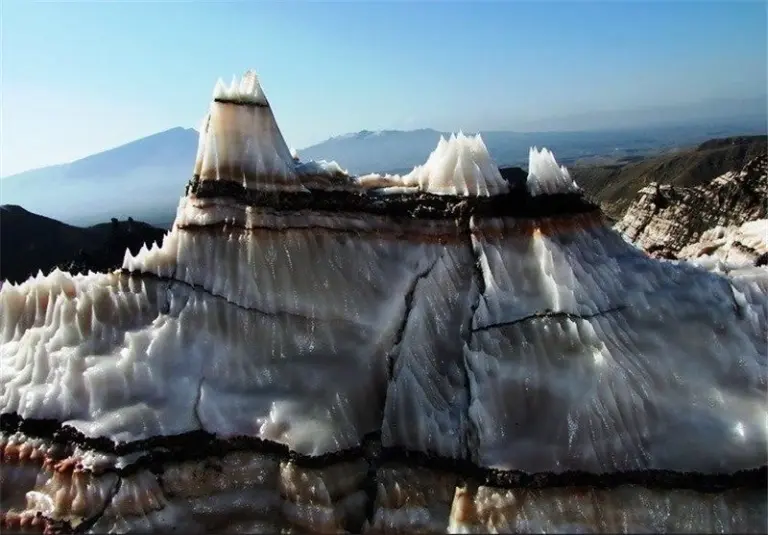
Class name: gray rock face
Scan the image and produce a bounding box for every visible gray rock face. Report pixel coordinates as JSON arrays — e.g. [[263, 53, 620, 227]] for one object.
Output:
[[1, 72, 766, 534], [615, 154, 767, 259]]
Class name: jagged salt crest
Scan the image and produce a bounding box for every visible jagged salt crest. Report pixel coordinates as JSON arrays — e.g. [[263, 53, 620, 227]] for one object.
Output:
[[196, 70, 307, 191], [122, 229, 177, 277], [526, 147, 580, 196], [212, 70, 267, 105], [356, 132, 508, 196], [404, 132, 507, 196]]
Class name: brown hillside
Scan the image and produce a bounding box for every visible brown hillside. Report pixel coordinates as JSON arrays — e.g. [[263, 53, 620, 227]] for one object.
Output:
[[571, 135, 767, 219]]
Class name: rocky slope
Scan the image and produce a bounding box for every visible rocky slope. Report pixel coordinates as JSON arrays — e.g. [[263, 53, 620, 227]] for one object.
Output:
[[573, 135, 767, 219], [615, 153, 767, 262]]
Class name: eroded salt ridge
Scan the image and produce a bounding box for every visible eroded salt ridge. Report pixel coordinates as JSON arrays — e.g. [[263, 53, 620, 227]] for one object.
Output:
[[191, 70, 581, 198], [195, 70, 306, 192], [2, 68, 768, 533], [3, 233, 767, 533], [357, 133, 509, 196], [353, 137, 579, 197], [5, 215, 767, 474]]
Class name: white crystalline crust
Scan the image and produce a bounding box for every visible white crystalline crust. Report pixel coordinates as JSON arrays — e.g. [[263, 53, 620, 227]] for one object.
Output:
[[382, 246, 477, 459], [526, 146, 581, 196], [122, 226, 177, 278], [196, 101, 303, 190], [193, 69, 592, 199], [354, 137, 582, 199], [355, 133, 509, 197], [0, 270, 389, 453], [403, 133, 508, 196], [467, 217, 767, 473], [5, 211, 768, 476], [3, 70, 768, 504]]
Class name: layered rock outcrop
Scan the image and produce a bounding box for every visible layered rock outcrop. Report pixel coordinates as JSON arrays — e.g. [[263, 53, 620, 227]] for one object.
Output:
[[1, 71, 766, 534], [615, 153, 767, 260]]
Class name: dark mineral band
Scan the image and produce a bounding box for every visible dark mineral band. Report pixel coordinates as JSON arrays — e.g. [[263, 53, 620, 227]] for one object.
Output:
[[185, 175, 601, 220], [3, 413, 765, 492], [212, 98, 270, 108]]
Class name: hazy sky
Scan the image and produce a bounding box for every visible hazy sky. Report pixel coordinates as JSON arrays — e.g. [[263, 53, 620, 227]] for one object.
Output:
[[1, 0, 766, 177]]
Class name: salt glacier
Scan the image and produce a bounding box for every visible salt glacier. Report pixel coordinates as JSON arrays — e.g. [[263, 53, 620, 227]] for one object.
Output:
[[1, 70, 766, 534]]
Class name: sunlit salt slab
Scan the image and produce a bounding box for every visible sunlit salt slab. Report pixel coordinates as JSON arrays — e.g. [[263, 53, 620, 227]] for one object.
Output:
[[381, 245, 478, 459], [126, 198, 468, 322], [466, 215, 768, 474], [0, 271, 390, 453], [526, 146, 581, 196], [469, 214, 747, 325], [127, 224, 440, 320]]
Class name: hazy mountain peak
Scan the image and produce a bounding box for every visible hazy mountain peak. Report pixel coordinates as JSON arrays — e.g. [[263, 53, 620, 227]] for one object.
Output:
[[2, 117, 765, 228], [331, 128, 442, 142], [0, 204, 28, 214], [1, 127, 200, 227]]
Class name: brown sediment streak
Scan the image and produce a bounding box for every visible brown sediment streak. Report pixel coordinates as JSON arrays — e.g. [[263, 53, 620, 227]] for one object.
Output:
[[533, 211, 605, 235], [1, 441, 102, 477], [174, 219, 467, 245], [185, 175, 601, 221], [2, 415, 766, 493], [212, 97, 269, 107], [197, 168, 303, 189], [473, 211, 606, 241], [174, 207, 605, 244], [450, 486, 480, 526], [2, 440, 47, 465], [0, 511, 47, 533]]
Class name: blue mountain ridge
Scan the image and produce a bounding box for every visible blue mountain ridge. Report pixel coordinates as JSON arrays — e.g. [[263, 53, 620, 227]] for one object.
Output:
[[2, 114, 765, 227]]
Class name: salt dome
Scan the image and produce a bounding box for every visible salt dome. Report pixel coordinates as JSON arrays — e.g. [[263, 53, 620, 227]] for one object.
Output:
[[1, 70, 766, 534]]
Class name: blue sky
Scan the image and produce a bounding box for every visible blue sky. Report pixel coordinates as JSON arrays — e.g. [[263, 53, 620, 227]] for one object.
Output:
[[1, 0, 766, 177]]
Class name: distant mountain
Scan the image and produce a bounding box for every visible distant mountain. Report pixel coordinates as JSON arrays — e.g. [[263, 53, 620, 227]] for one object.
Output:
[[299, 129, 449, 175], [0, 205, 165, 284], [299, 121, 767, 176], [516, 96, 768, 132], [1, 115, 765, 226], [1, 127, 198, 227]]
